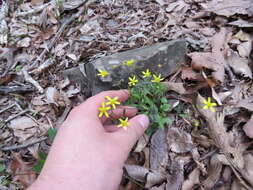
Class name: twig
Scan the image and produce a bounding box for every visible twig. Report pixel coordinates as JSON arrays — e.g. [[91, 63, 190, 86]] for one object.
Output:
[[0, 85, 34, 94], [16, 2, 51, 17], [22, 69, 44, 93], [29, 58, 55, 74], [0, 104, 15, 114], [1, 137, 47, 151], [29, 3, 88, 69], [5, 109, 29, 123], [122, 174, 145, 189], [199, 149, 217, 161], [0, 109, 29, 129]]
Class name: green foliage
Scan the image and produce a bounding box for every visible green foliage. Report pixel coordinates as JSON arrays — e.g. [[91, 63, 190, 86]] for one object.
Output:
[[33, 152, 47, 174], [126, 77, 172, 135], [14, 65, 22, 72], [0, 164, 6, 173], [48, 128, 57, 142], [33, 129, 57, 173]]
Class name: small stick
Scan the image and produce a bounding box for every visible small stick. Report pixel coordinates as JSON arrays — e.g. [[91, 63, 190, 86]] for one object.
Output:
[[29, 58, 55, 74], [0, 104, 15, 114], [16, 2, 51, 17], [29, 4, 87, 69], [23, 69, 44, 93], [1, 137, 47, 151], [5, 109, 29, 123]]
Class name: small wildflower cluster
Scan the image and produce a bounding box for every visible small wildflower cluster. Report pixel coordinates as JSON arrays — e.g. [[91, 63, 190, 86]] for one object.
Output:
[[126, 68, 171, 135], [98, 96, 129, 130], [96, 60, 171, 134], [127, 69, 164, 87]]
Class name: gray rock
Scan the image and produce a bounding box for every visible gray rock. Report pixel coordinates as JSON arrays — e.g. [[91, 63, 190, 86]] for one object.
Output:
[[63, 40, 187, 95]]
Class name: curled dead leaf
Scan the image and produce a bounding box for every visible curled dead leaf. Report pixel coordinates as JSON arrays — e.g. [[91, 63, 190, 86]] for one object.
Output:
[[167, 127, 193, 153], [10, 153, 36, 188], [243, 114, 253, 138]]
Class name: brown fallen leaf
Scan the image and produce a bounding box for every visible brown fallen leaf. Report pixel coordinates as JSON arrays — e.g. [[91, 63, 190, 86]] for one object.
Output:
[[227, 50, 252, 79], [203, 0, 252, 17], [9, 116, 38, 142], [236, 96, 253, 112], [181, 66, 203, 81], [150, 129, 168, 171], [188, 28, 229, 83], [124, 165, 166, 187], [181, 168, 200, 190], [202, 154, 223, 189], [149, 183, 165, 190], [167, 127, 193, 153], [237, 41, 252, 58], [166, 158, 184, 190], [242, 114, 253, 138], [197, 94, 253, 188], [10, 153, 36, 188]]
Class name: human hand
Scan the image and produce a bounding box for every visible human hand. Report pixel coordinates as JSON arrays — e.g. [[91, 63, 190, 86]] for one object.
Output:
[[28, 90, 149, 190]]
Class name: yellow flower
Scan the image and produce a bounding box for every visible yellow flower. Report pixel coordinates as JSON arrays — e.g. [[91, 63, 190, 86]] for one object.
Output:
[[123, 59, 135, 67], [98, 102, 111, 117], [202, 97, 217, 112], [142, 69, 151, 78], [118, 117, 129, 130], [151, 74, 164, 83], [97, 69, 109, 78], [105, 96, 120, 109], [128, 75, 138, 86]]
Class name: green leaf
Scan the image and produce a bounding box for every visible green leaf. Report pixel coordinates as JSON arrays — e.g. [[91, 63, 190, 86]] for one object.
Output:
[[161, 97, 168, 104], [0, 164, 6, 172], [160, 104, 170, 112], [48, 128, 57, 142], [15, 65, 22, 72], [33, 163, 44, 173], [39, 152, 47, 160], [179, 113, 188, 118]]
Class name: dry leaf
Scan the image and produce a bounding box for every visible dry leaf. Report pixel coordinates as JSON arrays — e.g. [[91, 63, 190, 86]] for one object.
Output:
[[10, 153, 36, 188], [243, 114, 253, 138], [233, 30, 251, 42], [181, 66, 203, 81], [229, 19, 253, 28], [203, 0, 252, 17], [9, 116, 38, 142], [236, 96, 253, 111], [164, 82, 187, 94], [244, 154, 253, 182], [149, 183, 165, 190], [237, 41, 252, 58], [150, 129, 168, 171], [31, 0, 44, 6], [182, 168, 200, 190], [45, 87, 60, 106], [124, 165, 148, 183], [189, 28, 230, 83], [227, 50, 252, 78], [124, 165, 166, 186], [167, 127, 193, 153], [134, 134, 149, 153], [166, 158, 184, 190], [202, 154, 223, 189]]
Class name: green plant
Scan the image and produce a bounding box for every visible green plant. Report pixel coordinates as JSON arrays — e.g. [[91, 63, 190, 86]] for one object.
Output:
[[33, 152, 47, 174], [125, 75, 172, 135], [33, 128, 57, 173]]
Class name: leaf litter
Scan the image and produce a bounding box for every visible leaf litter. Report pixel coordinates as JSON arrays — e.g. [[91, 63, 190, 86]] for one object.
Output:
[[1, 0, 253, 189]]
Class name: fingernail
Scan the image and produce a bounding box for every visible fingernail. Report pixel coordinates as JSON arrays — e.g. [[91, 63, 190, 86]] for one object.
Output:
[[138, 114, 149, 129]]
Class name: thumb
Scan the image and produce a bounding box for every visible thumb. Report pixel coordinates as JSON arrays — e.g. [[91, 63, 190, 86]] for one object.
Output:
[[112, 114, 149, 154]]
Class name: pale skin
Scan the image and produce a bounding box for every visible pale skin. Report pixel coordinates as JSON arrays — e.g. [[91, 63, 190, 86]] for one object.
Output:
[[28, 90, 149, 190]]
